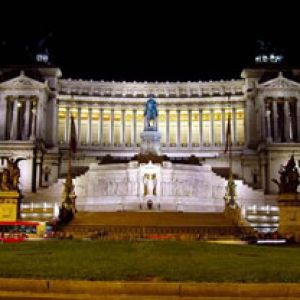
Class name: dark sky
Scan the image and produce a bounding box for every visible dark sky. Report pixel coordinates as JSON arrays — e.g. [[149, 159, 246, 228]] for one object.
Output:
[[0, 2, 299, 81]]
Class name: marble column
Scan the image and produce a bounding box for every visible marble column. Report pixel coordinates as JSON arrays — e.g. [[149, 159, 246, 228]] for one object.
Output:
[[232, 107, 237, 144], [0, 94, 6, 140], [121, 109, 126, 147], [132, 109, 137, 146], [87, 107, 92, 145], [210, 109, 214, 146], [77, 107, 81, 146], [266, 110, 272, 143], [35, 97, 42, 140], [110, 108, 114, 146], [245, 97, 252, 146], [199, 108, 203, 146], [52, 98, 57, 145], [297, 99, 300, 142], [221, 108, 226, 145], [176, 109, 181, 147], [98, 108, 103, 145], [260, 97, 266, 141], [10, 98, 19, 140], [64, 106, 70, 143], [272, 100, 278, 142], [23, 98, 31, 140], [284, 100, 291, 142], [30, 108, 37, 141], [188, 109, 192, 147], [166, 109, 170, 147]]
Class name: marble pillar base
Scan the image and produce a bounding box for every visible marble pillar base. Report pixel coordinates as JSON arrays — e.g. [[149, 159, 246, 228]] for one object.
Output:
[[0, 190, 22, 221], [71, 161, 266, 213], [278, 193, 300, 242], [140, 129, 161, 155]]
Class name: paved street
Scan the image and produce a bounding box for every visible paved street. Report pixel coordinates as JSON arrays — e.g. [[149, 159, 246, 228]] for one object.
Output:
[[1, 291, 299, 300]]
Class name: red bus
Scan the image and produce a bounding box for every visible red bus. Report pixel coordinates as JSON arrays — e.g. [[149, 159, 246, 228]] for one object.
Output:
[[0, 221, 41, 242]]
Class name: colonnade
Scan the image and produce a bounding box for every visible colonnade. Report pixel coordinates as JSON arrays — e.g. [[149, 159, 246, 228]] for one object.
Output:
[[59, 105, 243, 148], [263, 98, 300, 143], [5, 96, 37, 141]]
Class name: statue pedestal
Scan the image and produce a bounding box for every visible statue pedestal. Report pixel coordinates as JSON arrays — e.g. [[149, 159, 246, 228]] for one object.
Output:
[[278, 193, 300, 242], [0, 191, 22, 221], [140, 130, 161, 155]]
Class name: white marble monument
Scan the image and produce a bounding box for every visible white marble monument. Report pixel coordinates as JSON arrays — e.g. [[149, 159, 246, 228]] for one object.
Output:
[[74, 159, 265, 213]]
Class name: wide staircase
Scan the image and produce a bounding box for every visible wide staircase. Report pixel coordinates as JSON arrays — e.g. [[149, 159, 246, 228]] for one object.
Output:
[[61, 211, 248, 241], [211, 167, 279, 233]]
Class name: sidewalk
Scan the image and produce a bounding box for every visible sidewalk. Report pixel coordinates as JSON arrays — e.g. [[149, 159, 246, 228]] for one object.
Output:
[[0, 278, 300, 299], [1, 291, 300, 300], [1, 279, 300, 299]]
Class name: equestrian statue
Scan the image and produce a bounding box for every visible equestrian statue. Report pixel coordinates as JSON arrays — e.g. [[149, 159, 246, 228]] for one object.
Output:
[[144, 97, 158, 130]]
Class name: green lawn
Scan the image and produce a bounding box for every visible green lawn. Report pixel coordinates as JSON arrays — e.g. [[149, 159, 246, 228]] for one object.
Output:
[[0, 240, 300, 282]]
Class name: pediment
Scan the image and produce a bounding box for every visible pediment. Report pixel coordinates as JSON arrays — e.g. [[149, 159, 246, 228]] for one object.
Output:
[[259, 72, 300, 89], [0, 71, 47, 90]]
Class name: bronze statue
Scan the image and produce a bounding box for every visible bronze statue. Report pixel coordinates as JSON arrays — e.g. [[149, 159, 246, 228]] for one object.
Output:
[[0, 169, 10, 191], [224, 177, 237, 208], [59, 173, 77, 224], [144, 98, 158, 129], [0, 157, 25, 191], [272, 155, 300, 194]]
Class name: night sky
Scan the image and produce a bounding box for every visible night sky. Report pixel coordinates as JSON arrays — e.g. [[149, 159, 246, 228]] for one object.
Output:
[[0, 2, 299, 82]]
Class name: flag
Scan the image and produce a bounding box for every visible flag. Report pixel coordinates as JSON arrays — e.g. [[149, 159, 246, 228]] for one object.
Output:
[[224, 114, 231, 153], [69, 115, 77, 153]]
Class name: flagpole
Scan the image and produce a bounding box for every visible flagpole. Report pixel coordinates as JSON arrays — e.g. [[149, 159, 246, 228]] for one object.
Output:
[[67, 114, 73, 188], [68, 138, 72, 181], [228, 95, 235, 207], [61, 114, 77, 218], [67, 139, 72, 186], [229, 109, 233, 183]]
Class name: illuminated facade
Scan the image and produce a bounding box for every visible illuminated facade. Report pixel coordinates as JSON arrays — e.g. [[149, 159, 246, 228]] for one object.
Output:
[[0, 65, 300, 205]]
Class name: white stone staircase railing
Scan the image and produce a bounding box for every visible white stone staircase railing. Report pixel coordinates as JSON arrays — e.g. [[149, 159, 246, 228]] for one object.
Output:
[[210, 168, 278, 232]]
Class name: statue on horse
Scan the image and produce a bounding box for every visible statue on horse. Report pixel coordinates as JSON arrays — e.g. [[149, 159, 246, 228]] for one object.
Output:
[[144, 98, 158, 129]]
